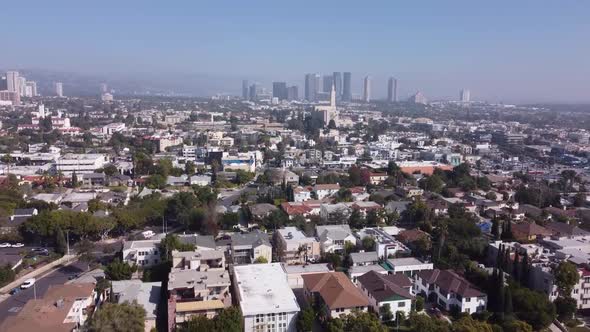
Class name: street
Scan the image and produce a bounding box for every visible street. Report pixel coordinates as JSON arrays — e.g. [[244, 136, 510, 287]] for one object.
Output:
[[0, 261, 87, 323]]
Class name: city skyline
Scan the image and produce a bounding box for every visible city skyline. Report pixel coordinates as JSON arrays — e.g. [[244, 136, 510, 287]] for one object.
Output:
[[1, 1, 589, 102]]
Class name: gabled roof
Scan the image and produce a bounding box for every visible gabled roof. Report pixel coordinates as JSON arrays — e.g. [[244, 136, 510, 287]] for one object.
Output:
[[546, 221, 590, 237], [357, 270, 413, 302], [316, 224, 353, 242], [302, 272, 369, 309], [512, 222, 552, 237], [416, 269, 484, 298]]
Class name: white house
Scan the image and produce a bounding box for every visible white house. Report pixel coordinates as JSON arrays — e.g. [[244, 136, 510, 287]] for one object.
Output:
[[387, 257, 434, 277], [357, 270, 414, 321], [414, 269, 487, 314], [313, 183, 340, 200], [316, 224, 357, 254]]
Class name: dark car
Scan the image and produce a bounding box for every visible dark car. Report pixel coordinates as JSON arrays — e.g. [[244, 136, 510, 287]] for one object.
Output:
[[9, 287, 20, 295]]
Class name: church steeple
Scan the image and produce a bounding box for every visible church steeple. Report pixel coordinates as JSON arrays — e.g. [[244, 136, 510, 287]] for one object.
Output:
[[330, 83, 336, 108]]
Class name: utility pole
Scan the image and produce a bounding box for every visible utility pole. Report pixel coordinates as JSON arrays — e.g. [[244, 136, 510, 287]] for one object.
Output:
[[33, 282, 37, 300], [66, 230, 70, 256]]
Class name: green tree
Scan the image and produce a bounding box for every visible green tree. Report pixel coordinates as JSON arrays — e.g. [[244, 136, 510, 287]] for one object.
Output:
[[254, 256, 268, 264], [102, 164, 119, 176], [220, 212, 240, 230], [361, 236, 376, 251], [387, 161, 400, 176], [160, 234, 195, 260], [105, 259, 137, 281], [184, 161, 196, 175], [502, 320, 533, 332], [511, 283, 556, 330], [414, 295, 425, 312], [327, 311, 387, 332], [145, 174, 167, 189], [178, 307, 243, 332], [296, 307, 315, 332], [71, 171, 79, 187], [406, 312, 450, 332], [421, 174, 444, 193], [87, 301, 146, 332], [348, 209, 366, 229], [379, 303, 393, 322], [554, 296, 577, 321], [453, 316, 493, 332], [55, 226, 67, 255], [554, 261, 580, 296], [0, 264, 16, 288]]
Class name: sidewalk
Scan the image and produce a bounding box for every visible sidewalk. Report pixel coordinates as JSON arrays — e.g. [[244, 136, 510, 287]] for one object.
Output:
[[0, 254, 76, 294]]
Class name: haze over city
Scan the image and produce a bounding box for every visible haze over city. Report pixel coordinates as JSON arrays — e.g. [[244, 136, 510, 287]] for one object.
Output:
[[1, 0, 589, 103]]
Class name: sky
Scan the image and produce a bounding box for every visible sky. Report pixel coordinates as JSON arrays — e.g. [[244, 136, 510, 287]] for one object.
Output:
[[1, 0, 589, 102]]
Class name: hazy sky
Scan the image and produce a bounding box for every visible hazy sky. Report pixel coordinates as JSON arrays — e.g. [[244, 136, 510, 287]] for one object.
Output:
[[1, 0, 589, 102]]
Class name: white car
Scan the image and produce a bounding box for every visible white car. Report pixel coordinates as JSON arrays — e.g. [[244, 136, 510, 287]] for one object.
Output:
[[20, 278, 36, 289], [11, 243, 24, 248], [0, 243, 11, 248]]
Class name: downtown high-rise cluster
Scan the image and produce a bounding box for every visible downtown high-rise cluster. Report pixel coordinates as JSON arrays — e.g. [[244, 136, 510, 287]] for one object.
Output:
[[241, 72, 399, 103]]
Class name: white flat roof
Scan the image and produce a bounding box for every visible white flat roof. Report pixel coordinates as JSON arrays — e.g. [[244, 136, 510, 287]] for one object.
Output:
[[234, 263, 300, 316]]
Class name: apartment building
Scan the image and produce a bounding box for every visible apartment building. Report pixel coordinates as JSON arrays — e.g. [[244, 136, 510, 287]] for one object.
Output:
[[233, 263, 300, 332], [276, 227, 321, 264]]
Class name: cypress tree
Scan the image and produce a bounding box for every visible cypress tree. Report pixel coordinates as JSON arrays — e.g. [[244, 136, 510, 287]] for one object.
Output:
[[504, 250, 512, 275], [497, 270, 505, 317], [513, 252, 520, 282], [504, 286, 513, 318], [489, 268, 499, 310], [521, 253, 530, 287], [497, 245, 504, 269], [505, 221, 513, 240]]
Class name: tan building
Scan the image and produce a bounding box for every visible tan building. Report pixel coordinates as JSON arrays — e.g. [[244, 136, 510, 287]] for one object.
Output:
[[302, 272, 369, 319], [276, 227, 321, 264], [0, 283, 97, 332], [171, 249, 225, 271]]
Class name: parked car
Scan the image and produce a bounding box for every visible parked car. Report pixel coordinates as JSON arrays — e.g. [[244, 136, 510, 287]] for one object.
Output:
[[20, 278, 36, 289], [9, 287, 21, 295], [0, 243, 11, 248], [11, 243, 24, 248], [68, 274, 79, 280]]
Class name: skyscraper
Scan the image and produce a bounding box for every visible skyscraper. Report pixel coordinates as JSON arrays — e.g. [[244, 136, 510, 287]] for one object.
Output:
[[363, 76, 371, 102], [242, 80, 249, 100], [100, 83, 108, 94], [342, 72, 352, 102], [272, 82, 288, 100], [333, 72, 342, 98], [387, 77, 398, 102], [460, 89, 470, 102], [6, 71, 19, 93], [304, 73, 319, 102], [322, 75, 333, 93], [249, 83, 258, 101], [314, 74, 320, 95], [0, 76, 6, 91], [25, 81, 37, 97], [287, 86, 298, 101], [55, 82, 64, 97]]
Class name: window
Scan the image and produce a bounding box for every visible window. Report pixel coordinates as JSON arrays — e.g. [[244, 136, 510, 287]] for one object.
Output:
[[398, 302, 406, 307], [278, 312, 286, 321], [465, 297, 471, 302], [278, 322, 287, 332], [255, 314, 264, 324], [269, 313, 276, 322]]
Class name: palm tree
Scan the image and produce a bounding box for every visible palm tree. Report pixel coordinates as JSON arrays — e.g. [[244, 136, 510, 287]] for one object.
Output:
[[1, 154, 12, 175]]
